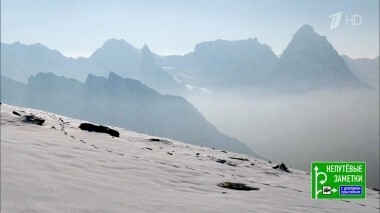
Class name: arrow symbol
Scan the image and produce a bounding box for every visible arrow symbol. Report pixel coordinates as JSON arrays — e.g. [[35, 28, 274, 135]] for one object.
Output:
[[317, 172, 327, 185], [314, 165, 328, 199], [332, 188, 338, 193]]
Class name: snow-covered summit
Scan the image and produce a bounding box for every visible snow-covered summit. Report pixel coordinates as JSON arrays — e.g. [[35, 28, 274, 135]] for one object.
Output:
[[1, 104, 379, 212]]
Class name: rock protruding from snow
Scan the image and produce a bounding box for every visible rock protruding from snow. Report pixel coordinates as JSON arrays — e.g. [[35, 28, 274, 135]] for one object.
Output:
[[272, 163, 291, 173], [23, 114, 45, 126], [2, 104, 379, 212], [12, 111, 21, 116], [217, 182, 259, 191], [12, 109, 45, 125], [79, 123, 120, 137]]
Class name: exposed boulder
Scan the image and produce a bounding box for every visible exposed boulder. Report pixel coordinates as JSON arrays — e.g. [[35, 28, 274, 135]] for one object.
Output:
[[272, 163, 291, 173], [79, 123, 119, 137], [217, 182, 259, 191], [12, 111, 21, 116], [229, 157, 249, 161], [216, 159, 227, 164], [23, 114, 45, 125], [215, 159, 236, 167]]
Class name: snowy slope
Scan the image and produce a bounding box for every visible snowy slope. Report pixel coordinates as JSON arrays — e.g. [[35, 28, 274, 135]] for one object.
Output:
[[1, 104, 379, 212]]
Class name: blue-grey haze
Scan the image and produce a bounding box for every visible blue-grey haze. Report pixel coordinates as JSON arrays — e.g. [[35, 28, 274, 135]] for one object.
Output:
[[1, 0, 378, 58]]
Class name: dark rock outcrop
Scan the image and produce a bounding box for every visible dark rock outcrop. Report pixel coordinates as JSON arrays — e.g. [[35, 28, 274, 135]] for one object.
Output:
[[12, 111, 21, 116], [216, 159, 227, 164], [217, 182, 259, 191], [79, 123, 119, 137], [23, 114, 45, 125], [148, 138, 173, 145], [272, 163, 291, 173], [215, 159, 236, 167], [229, 157, 249, 161]]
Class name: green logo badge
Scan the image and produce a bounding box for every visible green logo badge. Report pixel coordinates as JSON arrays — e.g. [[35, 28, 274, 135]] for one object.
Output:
[[311, 162, 366, 199]]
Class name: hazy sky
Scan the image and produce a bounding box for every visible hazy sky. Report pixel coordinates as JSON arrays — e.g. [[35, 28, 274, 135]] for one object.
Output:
[[1, 0, 379, 58]]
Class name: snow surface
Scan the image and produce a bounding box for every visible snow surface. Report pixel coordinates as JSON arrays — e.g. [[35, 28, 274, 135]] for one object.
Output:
[[1, 104, 379, 212]]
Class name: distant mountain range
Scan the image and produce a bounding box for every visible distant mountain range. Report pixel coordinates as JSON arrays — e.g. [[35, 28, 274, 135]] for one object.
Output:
[[1, 39, 186, 96], [1, 72, 258, 157], [157, 38, 278, 89], [158, 25, 375, 92], [1, 24, 377, 158], [2, 24, 376, 95]]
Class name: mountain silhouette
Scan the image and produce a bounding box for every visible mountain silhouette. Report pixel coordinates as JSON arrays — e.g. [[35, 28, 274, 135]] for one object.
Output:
[[1, 40, 185, 95], [1, 72, 258, 157], [2, 28, 370, 95], [157, 38, 278, 90], [266, 25, 367, 92], [342, 55, 379, 88], [138, 45, 187, 95], [88, 39, 140, 79]]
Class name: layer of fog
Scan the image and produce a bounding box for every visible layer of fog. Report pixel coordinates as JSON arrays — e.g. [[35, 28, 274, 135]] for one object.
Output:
[[187, 89, 379, 188]]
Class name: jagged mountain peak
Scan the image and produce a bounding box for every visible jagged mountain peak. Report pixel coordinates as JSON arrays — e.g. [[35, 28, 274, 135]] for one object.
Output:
[[290, 24, 327, 44], [141, 44, 153, 57], [102, 38, 133, 48], [268, 24, 365, 91], [296, 24, 314, 34], [85, 73, 108, 86], [142, 44, 150, 51], [105, 71, 159, 95], [140, 44, 157, 66], [283, 25, 329, 54], [84, 71, 158, 96], [108, 71, 124, 80], [90, 38, 138, 59]]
